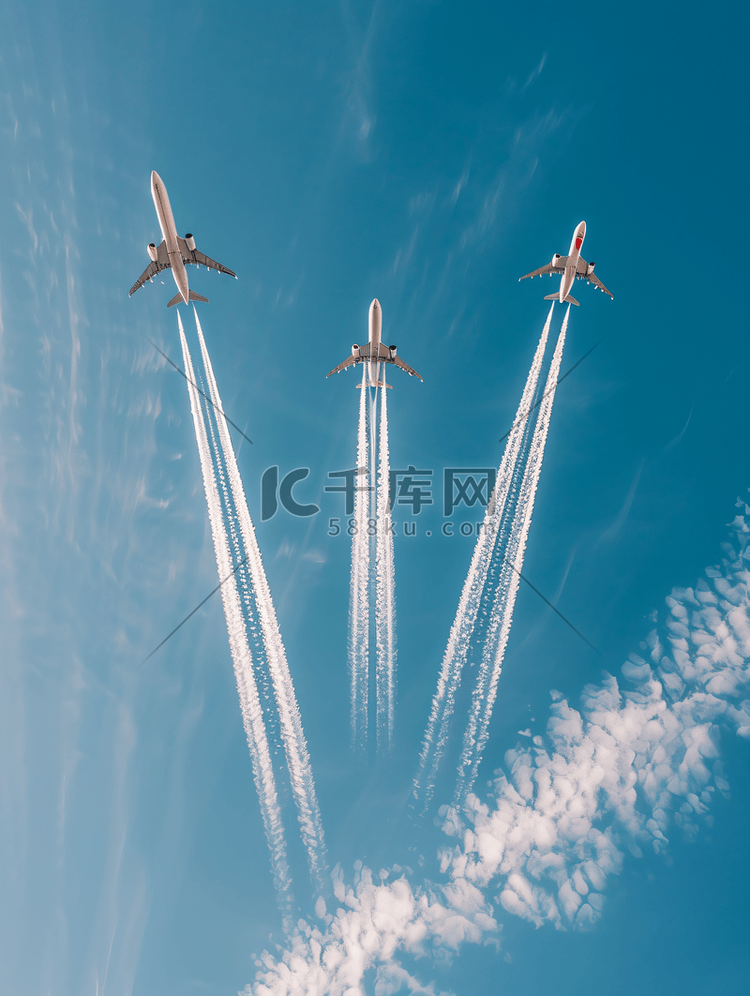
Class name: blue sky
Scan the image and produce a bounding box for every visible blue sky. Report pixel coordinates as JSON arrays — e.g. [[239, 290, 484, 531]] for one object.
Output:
[[0, 1, 748, 994]]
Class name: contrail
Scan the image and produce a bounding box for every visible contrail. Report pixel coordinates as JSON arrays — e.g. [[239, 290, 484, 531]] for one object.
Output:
[[176, 312, 293, 921], [141, 554, 248, 664], [454, 305, 570, 806], [146, 337, 253, 446], [497, 338, 601, 445], [193, 309, 328, 896], [349, 368, 372, 754], [375, 369, 397, 754], [349, 368, 399, 757], [413, 303, 556, 812]]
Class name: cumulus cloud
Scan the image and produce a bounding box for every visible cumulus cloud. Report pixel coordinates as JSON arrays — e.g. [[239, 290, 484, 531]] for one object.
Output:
[[246, 861, 494, 996], [246, 501, 750, 994]]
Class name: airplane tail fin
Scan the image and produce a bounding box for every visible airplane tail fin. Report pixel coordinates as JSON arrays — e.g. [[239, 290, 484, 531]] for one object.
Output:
[[168, 289, 209, 308], [543, 293, 579, 306]]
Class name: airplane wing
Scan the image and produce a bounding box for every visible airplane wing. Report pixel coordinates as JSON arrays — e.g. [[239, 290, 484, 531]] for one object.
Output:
[[178, 238, 236, 278], [326, 356, 357, 377], [391, 355, 423, 381], [129, 241, 170, 296], [584, 272, 613, 299], [519, 258, 567, 281]]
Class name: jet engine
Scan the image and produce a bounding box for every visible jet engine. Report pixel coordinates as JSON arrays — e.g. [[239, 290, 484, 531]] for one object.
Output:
[[586, 261, 596, 274], [351, 344, 360, 358], [551, 253, 563, 266], [147, 243, 158, 262], [184, 233, 196, 251], [389, 344, 397, 359]]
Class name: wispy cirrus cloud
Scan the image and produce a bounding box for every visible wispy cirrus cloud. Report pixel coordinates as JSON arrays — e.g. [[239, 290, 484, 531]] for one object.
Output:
[[337, 0, 381, 160], [0, 16, 204, 992], [597, 458, 645, 545]]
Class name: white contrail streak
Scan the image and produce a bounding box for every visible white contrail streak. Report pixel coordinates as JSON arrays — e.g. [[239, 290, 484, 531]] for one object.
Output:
[[454, 305, 570, 806], [375, 371, 397, 754], [176, 313, 293, 920], [349, 368, 397, 757], [193, 310, 328, 896], [349, 368, 371, 754], [413, 304, 556, 813]]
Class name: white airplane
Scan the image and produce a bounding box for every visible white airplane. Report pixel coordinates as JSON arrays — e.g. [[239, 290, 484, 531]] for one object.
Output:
[[519, 221, 613, 305], [129, 171, 236, 308], [327, 299, 422, 387]]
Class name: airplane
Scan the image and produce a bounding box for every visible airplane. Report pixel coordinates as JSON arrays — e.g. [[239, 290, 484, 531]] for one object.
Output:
[[129, 171, 237, 308], [519, 221, 613, 305], [326, 299, 423, 387]]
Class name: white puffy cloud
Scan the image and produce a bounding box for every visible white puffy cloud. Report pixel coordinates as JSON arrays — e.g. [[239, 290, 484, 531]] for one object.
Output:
[[246, 504, 750, 993], [245, 861, 493, 996]]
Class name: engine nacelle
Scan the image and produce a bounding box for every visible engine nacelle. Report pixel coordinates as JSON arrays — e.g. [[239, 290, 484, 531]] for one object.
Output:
[[551, 253, 562, 266], [586, 261, 596, 275], [389, 344, 397, 359], [184, 233, 196, 251], [351, 344, 360, 358], [147, 242, 158, 262]]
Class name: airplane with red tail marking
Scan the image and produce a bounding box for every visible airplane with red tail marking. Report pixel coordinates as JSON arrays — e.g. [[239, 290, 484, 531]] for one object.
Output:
[[519, 221, 613, 305]]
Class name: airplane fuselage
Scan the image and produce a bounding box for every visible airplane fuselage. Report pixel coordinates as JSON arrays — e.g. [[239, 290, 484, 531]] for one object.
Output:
[[557, 220, 586, 302], [367, 298, 383, 386], [328, 298, 421, 382], [151, 171, 190, 306]]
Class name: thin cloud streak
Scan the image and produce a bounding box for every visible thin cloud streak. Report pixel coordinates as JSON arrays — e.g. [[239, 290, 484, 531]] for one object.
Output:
[[598, 458, 644, 545]]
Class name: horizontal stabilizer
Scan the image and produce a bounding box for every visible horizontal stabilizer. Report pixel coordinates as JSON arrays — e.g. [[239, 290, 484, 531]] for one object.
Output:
[[357, 382, 393, 389], [544, 293, 579, 306], [167, 291, 184, 308], [189, 290, 209, 304]]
